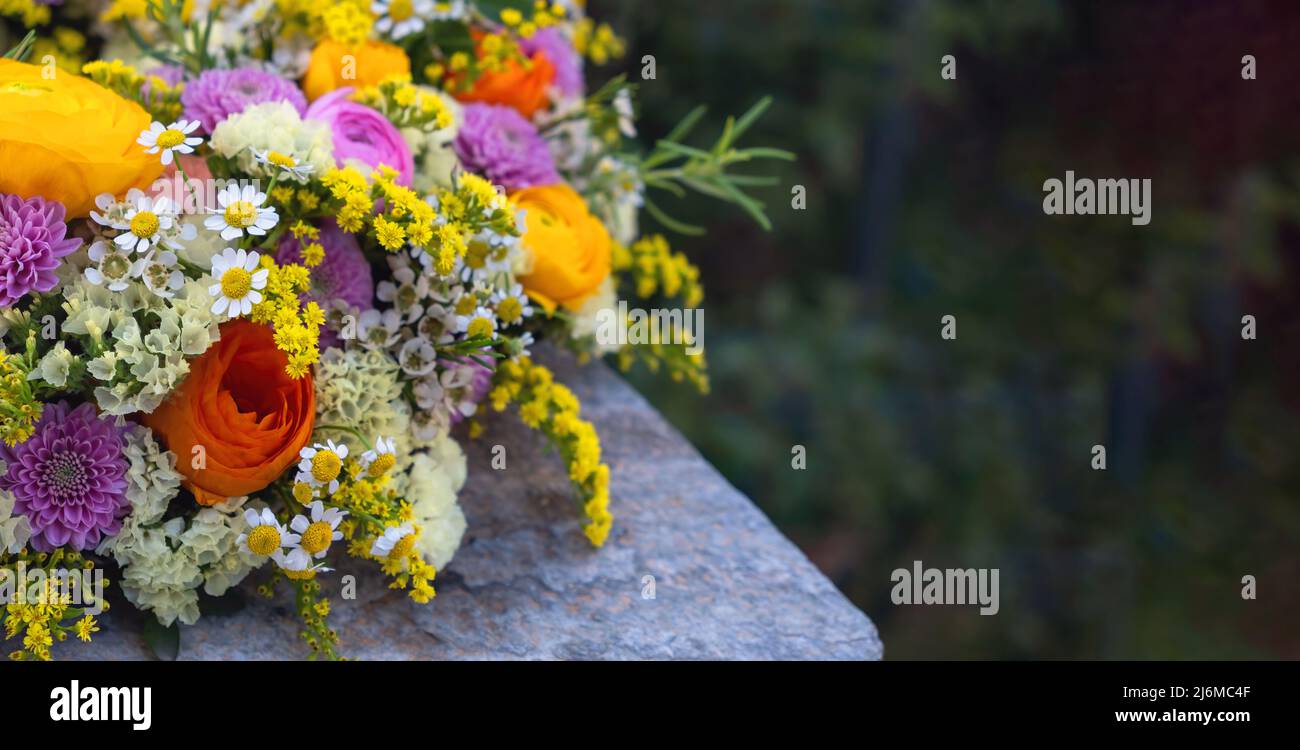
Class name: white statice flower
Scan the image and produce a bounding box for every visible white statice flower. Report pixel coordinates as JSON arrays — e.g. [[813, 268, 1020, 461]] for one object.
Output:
[[370, 522, 417, 560], [371, 0, 433, 38], [0, 485, 32, 554], [297, 440, 349, 494], [28, 341, 77, 388], [138, 250, 185, 299], [406, 446, 467, 570], [205, 183, 278, 241], [288, 501, 347, 559], [237, 507, 299, 557], [97, 427, 264, 626], [61, 275, 222, 415], [570, 276, 618, 353], [137, 119, 203, 165], [209, 101, 336, 183], [83, 240, 144, 292], [208, 247, 268, 319]]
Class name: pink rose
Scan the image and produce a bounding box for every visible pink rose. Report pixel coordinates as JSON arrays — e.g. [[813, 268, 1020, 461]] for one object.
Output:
[[306, 87, 414, 185]]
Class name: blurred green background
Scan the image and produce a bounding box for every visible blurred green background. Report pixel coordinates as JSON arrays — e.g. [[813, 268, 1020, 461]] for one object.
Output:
[[596, 0, 1300, 658]]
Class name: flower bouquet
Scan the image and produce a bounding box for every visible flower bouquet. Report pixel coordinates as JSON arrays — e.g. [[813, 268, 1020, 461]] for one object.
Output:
[[0, 0, 790, 659]]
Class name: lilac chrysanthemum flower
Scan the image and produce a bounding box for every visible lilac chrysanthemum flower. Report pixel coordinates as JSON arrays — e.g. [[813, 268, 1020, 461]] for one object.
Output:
[[0, 402, 130, 552], [454, 104, 561, 191], [276, 220, 374, 348], [0, 193, 82, 308], [522, 27, 585, 99], [181, 67, 309, 133]]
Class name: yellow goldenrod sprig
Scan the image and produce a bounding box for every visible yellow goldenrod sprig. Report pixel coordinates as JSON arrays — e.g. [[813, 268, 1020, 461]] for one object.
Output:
[[3, 551, 105, 661], [82, 59, 184, 123], [1, 337, 44, 447], [354, 74, 455, 132], [248, 255, 324, 378], [489, 357, 612, 546]]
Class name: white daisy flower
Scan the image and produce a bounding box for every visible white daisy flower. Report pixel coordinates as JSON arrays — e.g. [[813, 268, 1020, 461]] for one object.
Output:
[[491, 282, 533, 325], [252, 149, 315, 179], [115, 193, 182, 254], [208, 247, 269, 319], [272, 547, 333, 580], [288, 501, 347, 559], [372, 0, 433, 39], [237, 508, 300, 557], [138, 250, 184, 298], [370, 523, 417, 560], [205, 183, 278, 241], [83, 240, 144, 292], [361, 436, 398, 478], [137, 119, 202, 166], [298, 440, 349, 494]]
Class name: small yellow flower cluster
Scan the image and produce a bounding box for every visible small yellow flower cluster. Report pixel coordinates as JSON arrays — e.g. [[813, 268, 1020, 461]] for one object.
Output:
[[319, 0, 374, 45], [0, 0, 50, 25], [490, 358, 613, 547], [613, 234, 704, 307], [82, 59, 184, 123], [0, 341, 42, 447], [499, 1, 566, 39], [573, 17, 625, 65], [248, 256, 324, 379], [289, 576, 339, 660], [289, 221, 326, 268], [353, 75, 454, 132], [429, 30, 530, 90], [3, 552, 103, 662]]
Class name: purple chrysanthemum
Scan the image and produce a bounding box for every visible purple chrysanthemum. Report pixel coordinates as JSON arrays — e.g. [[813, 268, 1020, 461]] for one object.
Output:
[[276, 220, 374, 349], [181, 67, 308, 134], [0, 193, 82, 308], [522, 28, 585, 99], [454, 104, 561, 191], [0, 402, 130, 552]]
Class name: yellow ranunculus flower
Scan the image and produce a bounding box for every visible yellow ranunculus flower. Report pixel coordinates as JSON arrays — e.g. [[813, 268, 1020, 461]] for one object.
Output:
[[302, 39, 411, 103], [511, 184, 613, 313], [0, 60, 162, 218]]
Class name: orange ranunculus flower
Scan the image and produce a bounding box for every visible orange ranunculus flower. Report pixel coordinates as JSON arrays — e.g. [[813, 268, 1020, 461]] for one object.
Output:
[[142, 320, 315, 506], [453, 48, 555, 119], [511, 184, 612, 313], [0, 59, 163, 218], [302, 39, 411, 102]]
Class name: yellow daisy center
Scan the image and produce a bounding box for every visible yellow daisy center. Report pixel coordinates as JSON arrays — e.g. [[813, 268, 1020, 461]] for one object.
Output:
[[367, 453, 397, 478], [466, 316, 494, 339], [497, 297, 522, 323], [388, 533, 416, 560], [284, 568, 317, 581], [311, 450, 342, 484], [223, 200, 258, 229], [389, 0, 414, 21], [220, 267, 252, 299], [266, 150, 297, 168], [300, 521, 334, 555], [156, 129, 186, 149], [454, 296, 477, 315], [292, 481, 315, 504], [246, 525, 281, 556], [129, 211, 160, 238]]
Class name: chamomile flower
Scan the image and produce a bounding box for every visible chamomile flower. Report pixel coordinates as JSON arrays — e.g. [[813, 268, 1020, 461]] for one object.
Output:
[[272, 547, 332, 580], [137, 119, 202, 166], [492, 283, 533, 325], [205, 183, 278, 241], [372, 0, 433, 38], [238, 507, 300, 557], [208, 247, 269, 319], [370, 523, 418, 560], [253, 149, 315, 179], [361, 436, 398, 478], [298, 440, 349, 494], [115, 193, 184, 253], [83, 240, 143, 292], [288, 501, 347, 559]]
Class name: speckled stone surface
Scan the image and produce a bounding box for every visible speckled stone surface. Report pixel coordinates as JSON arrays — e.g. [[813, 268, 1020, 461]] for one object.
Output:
[[63, 350, 881, 660]]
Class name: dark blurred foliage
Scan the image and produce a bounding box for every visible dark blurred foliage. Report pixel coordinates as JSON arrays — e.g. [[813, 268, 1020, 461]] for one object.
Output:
[[594, 0, 1300, 658]]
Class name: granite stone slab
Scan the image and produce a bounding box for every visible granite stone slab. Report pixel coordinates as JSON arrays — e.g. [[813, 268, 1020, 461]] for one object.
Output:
[[62, 349, 882, 660]]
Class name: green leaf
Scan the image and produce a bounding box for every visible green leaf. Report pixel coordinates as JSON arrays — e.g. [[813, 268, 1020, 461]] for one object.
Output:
[[2, 30, 36, 61], [664, 105, 708, 144], [143, 618, 180, 661], [729, 97, 774, 144], [645, 198, 706, 236]]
